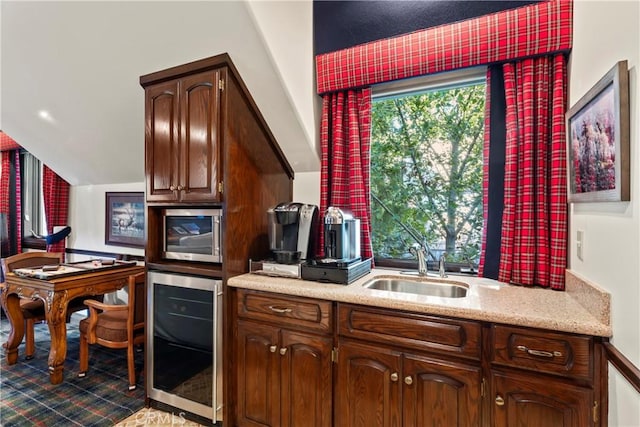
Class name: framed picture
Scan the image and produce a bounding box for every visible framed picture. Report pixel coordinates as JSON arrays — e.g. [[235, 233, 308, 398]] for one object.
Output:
[[105, 192, 145, 248], [566, 60, 630, 203]]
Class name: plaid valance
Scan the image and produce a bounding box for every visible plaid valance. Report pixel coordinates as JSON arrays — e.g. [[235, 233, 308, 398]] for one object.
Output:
[[316, 0, 572, 94], [0, 131, 21, 152]]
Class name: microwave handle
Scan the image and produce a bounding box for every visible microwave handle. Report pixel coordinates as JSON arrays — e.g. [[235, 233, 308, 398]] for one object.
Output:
[[214, 215, 222, 260]]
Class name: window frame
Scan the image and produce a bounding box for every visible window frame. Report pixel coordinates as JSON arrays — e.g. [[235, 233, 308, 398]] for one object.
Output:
[[370, 66, 487, 274]]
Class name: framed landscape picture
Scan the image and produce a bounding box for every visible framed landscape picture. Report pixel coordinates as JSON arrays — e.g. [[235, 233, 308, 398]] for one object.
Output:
[[566, 60, 630, 203], [105, 192, 145, 248]]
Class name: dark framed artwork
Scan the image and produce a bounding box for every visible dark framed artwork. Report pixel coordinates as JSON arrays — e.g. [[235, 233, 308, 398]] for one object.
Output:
[[105, 192, 145, 248], [566, 60, 630, 203]]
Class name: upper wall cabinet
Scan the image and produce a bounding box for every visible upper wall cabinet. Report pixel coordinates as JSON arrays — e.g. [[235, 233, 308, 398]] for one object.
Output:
[[143, 68, 223, 203]]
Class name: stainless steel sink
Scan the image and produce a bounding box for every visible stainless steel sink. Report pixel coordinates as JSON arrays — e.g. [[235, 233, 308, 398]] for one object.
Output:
[[362, 277, 468, 298]]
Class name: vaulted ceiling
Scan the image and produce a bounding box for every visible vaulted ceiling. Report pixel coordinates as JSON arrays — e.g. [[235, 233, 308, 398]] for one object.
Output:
[[1, 1, 318, 186]]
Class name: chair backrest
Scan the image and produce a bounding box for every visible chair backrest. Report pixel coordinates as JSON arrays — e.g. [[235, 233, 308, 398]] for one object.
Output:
[[127, 272, 146, 333], [3, 251, 63, 274]]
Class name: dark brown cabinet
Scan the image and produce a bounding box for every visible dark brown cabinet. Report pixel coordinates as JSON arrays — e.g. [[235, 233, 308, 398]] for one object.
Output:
[[336, 305, 482, 427], [490, 369, 593, 427], [235, 290, 333, 427], [144, 70, 222, 203], [229, 288, 606, 427], [140, 53, 295, 424], [489, 325, 603, 427]]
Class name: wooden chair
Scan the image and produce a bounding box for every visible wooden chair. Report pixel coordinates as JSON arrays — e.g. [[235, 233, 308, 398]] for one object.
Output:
[[78, 271, 146, 390], [1, 251, 86, 359]]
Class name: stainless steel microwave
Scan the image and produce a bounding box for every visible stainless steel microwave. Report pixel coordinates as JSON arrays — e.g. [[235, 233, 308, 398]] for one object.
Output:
[[162, 208, 222, 263]]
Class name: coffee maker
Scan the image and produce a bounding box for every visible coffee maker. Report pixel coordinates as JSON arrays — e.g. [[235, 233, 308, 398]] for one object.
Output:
[[267, 202, 318, 263], [322, 207, 361, 263]]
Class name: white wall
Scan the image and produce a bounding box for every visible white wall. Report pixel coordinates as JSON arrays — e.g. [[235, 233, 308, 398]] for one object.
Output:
[[570, 1, 640, 426], [68, 182, 144, 258]]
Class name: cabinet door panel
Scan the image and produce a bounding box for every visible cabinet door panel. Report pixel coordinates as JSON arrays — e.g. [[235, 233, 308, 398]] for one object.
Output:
[[492, 370, 593, 427], [145, 81, 179, 202], [237, 321, 280, 427], [180, 70, 220, 202], [336, 340, 401, 427], [403, 354, 481, 427], [281, 330, 333, 427]]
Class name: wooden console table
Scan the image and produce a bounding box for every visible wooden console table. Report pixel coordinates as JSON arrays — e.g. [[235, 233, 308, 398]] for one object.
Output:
[[1, 261, 144, 384]]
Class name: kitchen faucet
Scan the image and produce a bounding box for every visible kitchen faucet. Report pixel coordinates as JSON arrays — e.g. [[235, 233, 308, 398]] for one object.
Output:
[[409, 244, 429, 276], [438, 252, 448, 278]]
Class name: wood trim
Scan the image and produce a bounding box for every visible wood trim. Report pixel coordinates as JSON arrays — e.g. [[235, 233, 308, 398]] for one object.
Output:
[[603, 340, 640, 394], [65, 247, 144, 262]]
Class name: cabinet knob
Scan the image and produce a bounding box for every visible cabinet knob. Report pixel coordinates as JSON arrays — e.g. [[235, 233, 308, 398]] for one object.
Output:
[[390, 372, 398, 382], [495, 395, 505, 406], [404, 376, 413, 385], [269, 345, 277, 353], [177, 185, 184, 191], [279, 347, 288, 356], [169, 185, 176, 191]]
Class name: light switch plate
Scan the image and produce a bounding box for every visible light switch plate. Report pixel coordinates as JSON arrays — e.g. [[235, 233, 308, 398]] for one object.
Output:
[[576, 229, 584, 261]]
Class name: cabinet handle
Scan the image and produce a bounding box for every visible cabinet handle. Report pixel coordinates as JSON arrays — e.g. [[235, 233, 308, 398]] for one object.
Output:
[[495, 395, 505, 406], [177, 185, 184, 191], [269, 345, 277, 353], [390, 372, 398, 382], [269, 306, 293, 314], [404, 376, 413, 385], [516, 345, 562, 358], [279, 347, 287, 356], [169, 185, 176, 191]]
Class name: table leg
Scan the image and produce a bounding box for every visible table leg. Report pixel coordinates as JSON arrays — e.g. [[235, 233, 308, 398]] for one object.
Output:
[[45, 291, 69, 385], [1, 292, 25, 365]]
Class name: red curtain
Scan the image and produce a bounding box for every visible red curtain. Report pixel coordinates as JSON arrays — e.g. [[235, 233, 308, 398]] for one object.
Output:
[[319, 88, 373, 261], [0, 150, 22, 254], [43, 165, 70, 256], [497, 54, 568, 290]]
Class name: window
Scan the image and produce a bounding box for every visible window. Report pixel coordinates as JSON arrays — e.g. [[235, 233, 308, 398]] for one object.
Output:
[[20, 152, 47, 248], [370, 68, 486, 273]]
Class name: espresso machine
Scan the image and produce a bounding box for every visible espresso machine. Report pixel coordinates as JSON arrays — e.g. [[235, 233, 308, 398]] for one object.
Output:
[[322, 206, 361, 263], [301, 206, 371, 285]]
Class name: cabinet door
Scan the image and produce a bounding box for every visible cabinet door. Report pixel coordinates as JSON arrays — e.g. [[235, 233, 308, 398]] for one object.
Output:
[[403, 353, 481, 427], [145, 80, 180, 202], [280, 330, 333, 427], [491, 370, 594, 427], [336, 340, 402, 427], [237, 320, 280, 427], [179, 70, 221, 202]]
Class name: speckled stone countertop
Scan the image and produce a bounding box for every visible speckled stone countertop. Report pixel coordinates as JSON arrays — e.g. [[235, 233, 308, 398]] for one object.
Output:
[[228, 268, 611, 337]]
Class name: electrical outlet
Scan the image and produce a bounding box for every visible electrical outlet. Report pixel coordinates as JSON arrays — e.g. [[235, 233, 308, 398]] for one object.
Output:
[[576, 229, 584, 261]]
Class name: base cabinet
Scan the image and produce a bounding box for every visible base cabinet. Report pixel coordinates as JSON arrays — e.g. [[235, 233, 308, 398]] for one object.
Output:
[[491, 370, 594, 427], [230, 289, 605, 427], [336, 340, 481, 427], [235, 290, 333, 427]]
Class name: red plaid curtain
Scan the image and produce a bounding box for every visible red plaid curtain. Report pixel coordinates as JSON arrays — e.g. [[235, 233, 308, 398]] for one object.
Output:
[[43, 165, 70, 256], [319, 88, 373, 261], [0, 150, 22, 254], [496, 54, 568, 289]]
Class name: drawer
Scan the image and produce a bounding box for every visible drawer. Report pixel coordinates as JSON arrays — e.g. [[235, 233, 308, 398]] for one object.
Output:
[[236, 289, 333, 333], [491, 325, 593, 380], [338, 303, 481, 360]]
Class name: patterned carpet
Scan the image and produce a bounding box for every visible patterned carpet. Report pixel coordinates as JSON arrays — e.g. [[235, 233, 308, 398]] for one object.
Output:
[[0, 311, 145, 426]]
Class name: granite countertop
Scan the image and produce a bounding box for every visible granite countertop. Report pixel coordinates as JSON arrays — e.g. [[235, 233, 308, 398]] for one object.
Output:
[[228, 268, 611, 337]]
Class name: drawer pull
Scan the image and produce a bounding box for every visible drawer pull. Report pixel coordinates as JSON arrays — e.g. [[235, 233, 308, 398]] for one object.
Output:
[[269, 345, 277, 353], [390, 372, 398, 382], [517, 345, 562, 358], [269, 306, 293, 314], [495, 395, 505, 406]]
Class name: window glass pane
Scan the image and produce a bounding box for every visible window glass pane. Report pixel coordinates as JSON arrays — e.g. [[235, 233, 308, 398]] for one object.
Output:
[[20, 152, 46, 237], [371, 73, 486, 272]]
